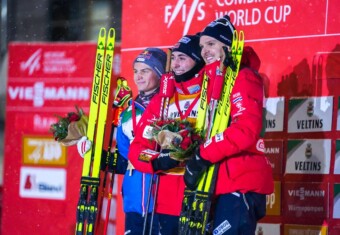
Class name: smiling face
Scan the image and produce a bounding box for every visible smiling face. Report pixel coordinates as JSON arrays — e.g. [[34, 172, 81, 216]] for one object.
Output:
[[133, 62, 160, 94], [170, 51, 196, 76], [200, 35, 229, 65]]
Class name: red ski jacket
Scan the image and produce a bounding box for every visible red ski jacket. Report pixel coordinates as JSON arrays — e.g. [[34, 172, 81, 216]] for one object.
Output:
[[128, 47, 274, 216], [128, 71, 204, 216], [200, 47, 274, 195]]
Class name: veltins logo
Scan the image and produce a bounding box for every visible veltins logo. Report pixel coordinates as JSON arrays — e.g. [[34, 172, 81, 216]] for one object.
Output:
[[305, 143, 312, 159], [307, 101, 314, 117]]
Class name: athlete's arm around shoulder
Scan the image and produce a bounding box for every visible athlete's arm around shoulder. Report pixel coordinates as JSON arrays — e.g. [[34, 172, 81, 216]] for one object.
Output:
[[200, 68, 264, 162], [127, 94, 163, 173]]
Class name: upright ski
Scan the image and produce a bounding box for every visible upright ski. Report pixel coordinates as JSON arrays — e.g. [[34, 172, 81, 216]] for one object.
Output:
[[75, 27, 116, 235], [179, 30, 245, 235]]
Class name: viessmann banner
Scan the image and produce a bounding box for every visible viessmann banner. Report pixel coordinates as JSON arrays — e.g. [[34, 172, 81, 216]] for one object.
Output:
[[2, 43, 123, 235]]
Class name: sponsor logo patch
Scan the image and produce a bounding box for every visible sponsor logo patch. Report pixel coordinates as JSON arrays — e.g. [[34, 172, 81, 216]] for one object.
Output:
[[142, 125, 154, 139], [256, 139, 265, 152], [215, 133, 224, 142], [204, 138, 212, 148], [213, 220, 231, 235], [139, 149, 159, 163], [232, 96, 243, 104]]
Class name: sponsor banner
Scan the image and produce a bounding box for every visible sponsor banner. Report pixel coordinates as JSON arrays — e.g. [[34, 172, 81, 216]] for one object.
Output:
[[285, 139, 331, 174], [284, 224, 328, 235], [22, 135, 66, 166], [287, 96, 333, 133], [338, 97, 340, 130], [265, 97, 285, 132], [121, 1, 340, 98], [3, 43, 122, 235], [256, 223, 281, 235], [14, 113, 65, 134], [334, 140, 340, 174], [122, 0, 332, 48], [8, 42, 122, 78], [264, 139, 283, 175], [283, 182, 328, 220], [266, 181, 281, 216], [19, 167, 66, 200], [7, 43, 121, 110], [7, 81, 91, 110], [7, 43, 95, 113], [333, 184, 340, 219]]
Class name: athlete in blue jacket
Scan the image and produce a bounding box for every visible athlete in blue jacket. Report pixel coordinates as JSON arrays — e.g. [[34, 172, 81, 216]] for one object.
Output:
[[77, 47, 166, 235]]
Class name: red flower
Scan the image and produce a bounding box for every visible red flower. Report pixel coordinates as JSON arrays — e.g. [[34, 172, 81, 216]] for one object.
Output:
[[68, 112, 80, 122], [179, 129, 189, 137], [50, 106, 86, 141], [150, 118, 204, 161], [180, 136, 192, 149]]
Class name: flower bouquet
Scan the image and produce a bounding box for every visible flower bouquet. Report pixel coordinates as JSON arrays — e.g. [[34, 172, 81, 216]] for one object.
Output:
[[50, 106, 88, 146], [151, 119, 204, 161]]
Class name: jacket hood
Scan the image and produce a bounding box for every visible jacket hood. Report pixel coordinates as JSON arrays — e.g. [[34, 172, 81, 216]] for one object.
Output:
[[240, 46, 261, 72]]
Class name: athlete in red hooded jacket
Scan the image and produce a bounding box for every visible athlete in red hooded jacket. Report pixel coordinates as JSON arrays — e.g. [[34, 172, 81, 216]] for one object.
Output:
[[183, 16, 274, 235]]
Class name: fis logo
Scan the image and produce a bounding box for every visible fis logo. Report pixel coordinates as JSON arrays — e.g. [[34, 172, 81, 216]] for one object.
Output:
[[164, 0, 205, 35], [20, 49, 42, 75]]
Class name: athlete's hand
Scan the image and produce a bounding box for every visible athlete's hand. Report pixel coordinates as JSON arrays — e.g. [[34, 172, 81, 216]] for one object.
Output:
[[77, 136, 92, 158], [222, 46, 236, 71], [184, 148, 212, 190], [152, 149, 180, 172]]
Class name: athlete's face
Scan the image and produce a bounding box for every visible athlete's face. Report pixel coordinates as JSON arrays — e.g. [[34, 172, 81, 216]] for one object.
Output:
[[133, 62, 160, 94], [171, 51, 196, 76], [200, 35, 229, 65]]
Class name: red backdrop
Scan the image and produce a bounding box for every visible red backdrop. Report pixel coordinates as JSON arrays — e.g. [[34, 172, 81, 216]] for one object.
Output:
[[2, 0, 340, 234], [121, 0, 340, 234]]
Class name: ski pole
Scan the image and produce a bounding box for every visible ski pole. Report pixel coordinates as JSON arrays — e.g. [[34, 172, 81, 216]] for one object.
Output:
[[102, 77, 132, 234], [143, 50, 174, 235]]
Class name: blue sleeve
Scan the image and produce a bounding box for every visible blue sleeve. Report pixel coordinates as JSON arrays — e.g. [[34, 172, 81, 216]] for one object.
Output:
[[116, 113, 131, 160]]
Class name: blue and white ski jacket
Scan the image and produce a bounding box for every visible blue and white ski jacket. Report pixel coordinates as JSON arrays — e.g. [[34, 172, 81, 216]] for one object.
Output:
[[116, 100, 156, 215]]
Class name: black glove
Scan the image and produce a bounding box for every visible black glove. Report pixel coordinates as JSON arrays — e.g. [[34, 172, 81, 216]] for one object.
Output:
[[101, 149, 128, 175], [184, 148, 212, 190], [222, 46, 236, 71], [152, 149, 180, 172]]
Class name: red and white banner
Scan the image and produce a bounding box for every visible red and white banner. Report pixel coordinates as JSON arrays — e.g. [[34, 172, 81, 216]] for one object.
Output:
[[121, 0, 340, 97], [2, 0, 340, 234], [121, 1, 340, 234], [2, 42, 123, 235]]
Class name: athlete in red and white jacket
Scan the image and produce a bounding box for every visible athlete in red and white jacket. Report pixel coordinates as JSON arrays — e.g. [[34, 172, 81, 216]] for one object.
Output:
[[128, 34, 205, 235], [185, 15, 274, 235]]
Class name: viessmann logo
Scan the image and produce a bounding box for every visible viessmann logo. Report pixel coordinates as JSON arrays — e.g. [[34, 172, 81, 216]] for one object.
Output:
[[8, 82, 90, 107], [288, 187, 325, 200]]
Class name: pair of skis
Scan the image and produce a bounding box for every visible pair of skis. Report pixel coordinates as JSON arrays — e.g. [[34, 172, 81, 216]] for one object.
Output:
[[179, 30, 244, 235], [75, 28, 132, 235]]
